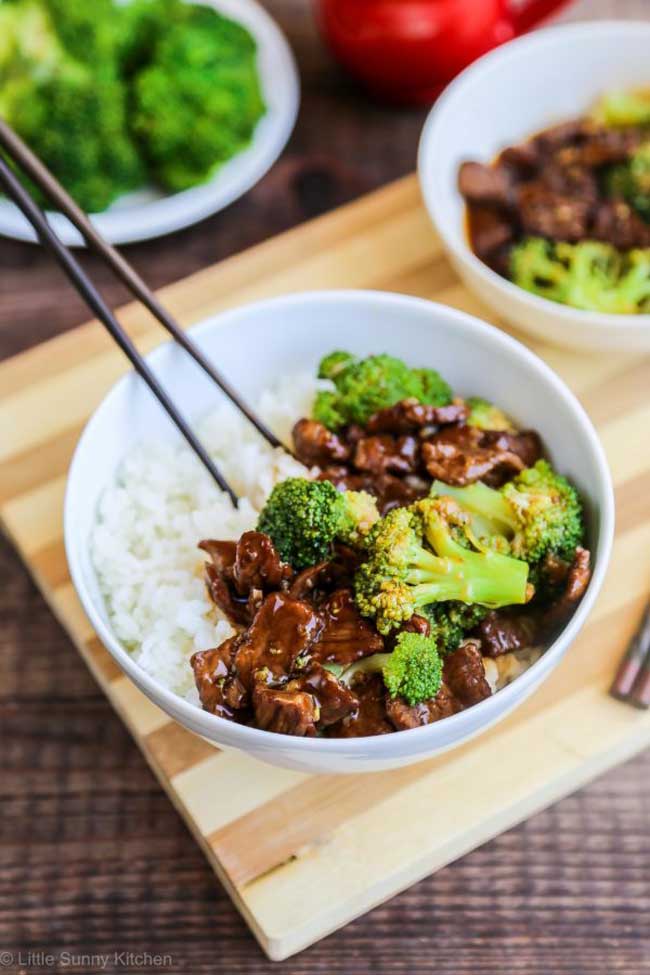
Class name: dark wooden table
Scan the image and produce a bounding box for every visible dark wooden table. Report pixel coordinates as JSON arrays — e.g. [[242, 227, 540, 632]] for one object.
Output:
[[2, 2, 650, 972]]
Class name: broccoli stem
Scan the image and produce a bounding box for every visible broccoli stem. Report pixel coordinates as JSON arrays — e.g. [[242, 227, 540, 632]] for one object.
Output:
[[419, 518, 529, 607], [431, 480, 516, 538], [338, 653, 392, 688], [408, 556, 528, 608]]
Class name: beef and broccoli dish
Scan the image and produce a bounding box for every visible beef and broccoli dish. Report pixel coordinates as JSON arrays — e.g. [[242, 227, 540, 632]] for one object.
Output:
[[189, 351, 592, 738], [459, 89, 650, 314]]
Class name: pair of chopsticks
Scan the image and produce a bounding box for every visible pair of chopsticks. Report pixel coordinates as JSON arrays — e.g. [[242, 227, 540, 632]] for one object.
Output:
[[610, 602, 650, 709], [0, 119, 284, 508]]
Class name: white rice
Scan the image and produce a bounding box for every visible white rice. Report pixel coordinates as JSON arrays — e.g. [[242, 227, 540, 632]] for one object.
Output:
[[91, 372, 320, 702]]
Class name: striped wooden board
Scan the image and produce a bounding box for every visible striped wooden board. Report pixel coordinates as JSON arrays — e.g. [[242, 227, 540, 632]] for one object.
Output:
[[2, 175, 650, 961]]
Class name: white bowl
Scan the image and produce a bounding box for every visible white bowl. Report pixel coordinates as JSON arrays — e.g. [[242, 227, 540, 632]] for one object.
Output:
[[418, 21, 650, 352], [64, 291, 614, 773], [0, 0, 299, 246]]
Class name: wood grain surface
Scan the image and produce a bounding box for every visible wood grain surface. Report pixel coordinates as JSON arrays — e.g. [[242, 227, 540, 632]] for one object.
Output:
[[2, 1, 650, 972]]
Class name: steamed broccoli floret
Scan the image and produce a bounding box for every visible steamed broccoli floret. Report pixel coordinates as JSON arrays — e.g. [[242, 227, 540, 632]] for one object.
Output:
[[0, 0, 144, 211], [116, 0, 186, 74], [382, 631, 443, 703], [511, 237, 568, 305], [0, 64, 144, 212], [354, 498, 529, 634], [424, 602, 489, 656], [318, 351, 356, 381], [312, 391, 347, 432], [339, 631, 443, 706], [0, 0, 64, 79], [340, 489, 381, 546], [257, 477, 379, 569], [0, 0, 265, 210], [503, 461, 584, 565], [607, 142, 650, 223], [413, 368, 452, 405], [312, 351, 452, 430], [130, 8, 265, 192], [41, 0, 120, 75], [593, 90, 650, 128], [466, 396, 515, 432], [431, 460, 584, 595], [511, 237, 650, 314]]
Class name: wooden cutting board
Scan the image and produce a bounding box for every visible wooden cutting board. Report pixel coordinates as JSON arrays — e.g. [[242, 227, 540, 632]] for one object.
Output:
[[2, 175, 650, 962]]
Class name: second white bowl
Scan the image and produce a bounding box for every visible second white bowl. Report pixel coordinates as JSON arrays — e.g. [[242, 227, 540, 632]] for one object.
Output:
[[418, 21, 650, 352]]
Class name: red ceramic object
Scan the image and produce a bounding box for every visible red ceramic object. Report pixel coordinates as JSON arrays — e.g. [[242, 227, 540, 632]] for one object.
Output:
[[317, 0, 574, 104]]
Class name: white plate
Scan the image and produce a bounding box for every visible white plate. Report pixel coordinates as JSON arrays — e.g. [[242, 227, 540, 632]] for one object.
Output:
[[0, 0, 300, 246], [418, 21, 650, 352], [64, 290, 614, 774]]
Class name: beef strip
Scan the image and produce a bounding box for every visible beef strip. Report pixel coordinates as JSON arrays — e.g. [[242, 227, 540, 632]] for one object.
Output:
[[540, 551, 572, 588], [313, 588, 384, 666], [383, 614, 431, 653], [292, 417, 351, 466], [235, 592, 323, 687], [204, 562, 250, 626], [555, 126, 644, 168], [253, 658, 361, 737], [592, 201, 650, 249], [482, 430, 542, 469], [231, 531, 292, 596], [365, 398, 469, 435], [190, 637, 248, 720], [532, 118, 589, 152], [287, 663, 360, 727], [353, 434, 420, 475], [476, 610, 538, 658], [421, 424, 527, 486], [316, 464, 428, 515], [201, 533, 292, 626], [546, 547, 592, 625], [343, 423, 367, 446], [399, 613, 431, 637], [332, 542, 363, 577], [385, 683, 461, 730], [517, 182, 592, 242], [287, 560, 335, 600], [314, 465, 363, 491], [458, 161, 513, 208], [542, 158, 599, 204], [317, 464, 378, 497], [329, 673, 394, 737], [252, 683, 318, 736], [287, 545, 360, 602], [373, 473, 430, 513], [562, 547, 591, 603], [467, 205, 515, 263], [443, 640, 492, 707], [498, 141, 540, 175], [198, 539, 236, 576]]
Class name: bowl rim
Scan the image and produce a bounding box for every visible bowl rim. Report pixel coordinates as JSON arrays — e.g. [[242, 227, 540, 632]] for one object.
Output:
[[64, 289, 615, 755], [417, 19, 650, 333]]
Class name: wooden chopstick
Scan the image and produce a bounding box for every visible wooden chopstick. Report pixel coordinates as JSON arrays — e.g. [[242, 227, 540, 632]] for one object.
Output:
[[610, 601, 650, 709], [0, 118, 282, 452], [0, 153, 239, 506]]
